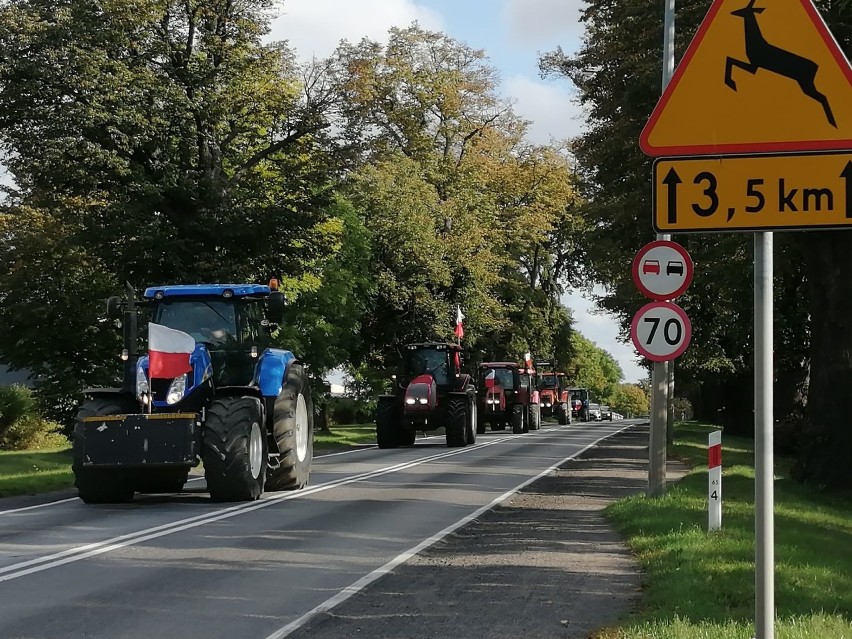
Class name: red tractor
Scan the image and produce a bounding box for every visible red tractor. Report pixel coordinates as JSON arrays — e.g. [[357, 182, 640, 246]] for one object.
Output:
[[375, 342, 477, 448], [476, 362, 541, 434], [537, 371, 571, 425]]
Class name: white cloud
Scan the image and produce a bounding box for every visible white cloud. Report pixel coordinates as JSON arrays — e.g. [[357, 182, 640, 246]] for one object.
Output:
[[504, 74, 586, 144], [502, 0, 584, 51], [268, 0, 444, 60], [562, 288, 648, 384]]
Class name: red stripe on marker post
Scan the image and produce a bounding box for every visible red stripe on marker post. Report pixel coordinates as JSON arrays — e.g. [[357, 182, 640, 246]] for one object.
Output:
[[708, 443, 722, 469]]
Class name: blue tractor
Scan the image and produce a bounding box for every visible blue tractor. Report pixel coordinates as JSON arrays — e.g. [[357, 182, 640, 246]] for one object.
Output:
[[72, 282, 314, 503]]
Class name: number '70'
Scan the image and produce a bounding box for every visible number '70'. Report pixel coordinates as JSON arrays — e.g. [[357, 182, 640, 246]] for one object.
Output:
[[643, 317, 683, 345]]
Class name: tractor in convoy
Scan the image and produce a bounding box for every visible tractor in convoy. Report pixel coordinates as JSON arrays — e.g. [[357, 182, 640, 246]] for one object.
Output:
[[375, 342, 477, 448], [568, 387, 592, 422], [476, 361, 541, 434], [73, 282, 314, 504], [537, 370, 571, 425]]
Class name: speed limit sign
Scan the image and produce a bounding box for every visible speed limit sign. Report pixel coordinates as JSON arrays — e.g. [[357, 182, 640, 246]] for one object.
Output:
[[631, 301, 692, 362]]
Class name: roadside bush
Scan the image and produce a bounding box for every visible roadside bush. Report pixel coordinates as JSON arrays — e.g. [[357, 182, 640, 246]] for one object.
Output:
[[1, 415, 67, 450], [0, 384, 37, 441], [329, 397, 375, 425], [0, 385, 67, 450]]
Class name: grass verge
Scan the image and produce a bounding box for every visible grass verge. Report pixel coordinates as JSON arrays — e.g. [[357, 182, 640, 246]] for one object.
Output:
[[596, 422, 852, 639], [0, 447, 74, 498], [0, 423, 379, 499]]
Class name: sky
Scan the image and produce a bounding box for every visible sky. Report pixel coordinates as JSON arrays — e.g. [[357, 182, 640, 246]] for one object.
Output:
[[266, 0, 646, 383], [0, 0, 647, 384]]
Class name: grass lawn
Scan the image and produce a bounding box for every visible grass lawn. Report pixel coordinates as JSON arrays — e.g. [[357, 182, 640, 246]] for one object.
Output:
[[0, 423, 378, 500], [0, 447, 74, 498], [314, 423, 376, 451], [597, 422, 852, 639]]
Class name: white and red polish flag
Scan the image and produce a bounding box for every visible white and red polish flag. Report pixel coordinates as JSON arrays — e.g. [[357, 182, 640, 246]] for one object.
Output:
[[454, 305, 464, 340], [148, 322, 194, 379], [484, 369, 497, 388]]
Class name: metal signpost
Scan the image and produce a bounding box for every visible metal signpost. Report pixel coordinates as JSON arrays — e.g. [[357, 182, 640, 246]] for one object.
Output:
[[640, 1, 852, 637]]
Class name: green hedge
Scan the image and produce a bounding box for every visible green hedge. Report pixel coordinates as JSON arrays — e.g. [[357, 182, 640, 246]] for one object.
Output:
[[0, 385, 66, 450]]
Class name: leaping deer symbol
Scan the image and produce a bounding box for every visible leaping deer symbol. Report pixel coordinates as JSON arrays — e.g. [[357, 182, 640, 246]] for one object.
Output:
[[725, 0, 836, 127]]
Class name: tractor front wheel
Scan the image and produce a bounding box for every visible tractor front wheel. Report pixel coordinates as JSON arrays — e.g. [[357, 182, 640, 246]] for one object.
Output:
[[72, 397, 138, 504], [529, 404, 541, 431], [445, 397, 469, 447], [557, 403, 570, 425], [202, 396, 267, 502], [376, 398, 402, 449], [266, 364, 314, 491], [511, 404, 525, 434]]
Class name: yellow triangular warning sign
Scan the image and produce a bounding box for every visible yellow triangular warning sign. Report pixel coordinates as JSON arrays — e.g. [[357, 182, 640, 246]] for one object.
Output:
[[640, 0, 852, 157]]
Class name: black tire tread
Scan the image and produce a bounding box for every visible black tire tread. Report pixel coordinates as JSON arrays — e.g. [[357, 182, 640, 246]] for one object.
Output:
[[267, 365, 314, 491], [201, 396, 265, 502], [445, 397, 468, 447]]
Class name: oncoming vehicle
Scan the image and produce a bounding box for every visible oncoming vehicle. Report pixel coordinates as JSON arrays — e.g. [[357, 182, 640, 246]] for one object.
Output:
[[537, 371, 571, 425], [477, 362, 541, 434], [588, 402, 603, 421], [376, 343, 477, 448], [601, 405, 613, 421], [73, 282, 314, 504], [568, 387, 591, 422]]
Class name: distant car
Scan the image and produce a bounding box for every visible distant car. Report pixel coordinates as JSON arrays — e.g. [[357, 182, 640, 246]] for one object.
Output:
[[666, 260, 684, 276], [601, 405, 613, 420], [588, 403, 602, 421], [642, 260, 661, 275]]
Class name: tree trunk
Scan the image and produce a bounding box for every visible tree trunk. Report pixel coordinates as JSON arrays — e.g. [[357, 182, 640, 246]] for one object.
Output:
[[795, 233, 852, 490]]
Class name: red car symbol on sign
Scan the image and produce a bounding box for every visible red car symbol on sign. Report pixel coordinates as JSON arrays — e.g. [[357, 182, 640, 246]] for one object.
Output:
[[642, 260, 661, 275]]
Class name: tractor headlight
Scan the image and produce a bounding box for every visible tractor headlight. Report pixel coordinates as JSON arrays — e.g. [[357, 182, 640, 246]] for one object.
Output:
[[418, 398, 428, 405], [405, 398, 416, 405], [166, 374, 187, 405], [136, 366, 149, 400]]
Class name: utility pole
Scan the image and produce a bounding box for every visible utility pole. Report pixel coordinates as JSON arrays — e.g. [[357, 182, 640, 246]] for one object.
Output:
[[648, 0, 676, 497]]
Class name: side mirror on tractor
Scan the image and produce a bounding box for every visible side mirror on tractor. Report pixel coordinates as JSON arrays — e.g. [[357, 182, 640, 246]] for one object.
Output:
[[266, 291, 286, 325], [106, 296, 123, 320]]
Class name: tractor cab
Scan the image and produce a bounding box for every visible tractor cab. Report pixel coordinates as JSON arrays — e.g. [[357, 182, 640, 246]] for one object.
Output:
[[376, 342, 476, 449], [476, 362, 540, 434], [537, 372, 571, 424], [568, 387, 592, 422]]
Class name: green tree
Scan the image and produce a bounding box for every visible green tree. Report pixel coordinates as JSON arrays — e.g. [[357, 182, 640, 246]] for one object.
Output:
[[612, 383, 649, 418], [0, 0, 343, 421], [566, 332, 623, 403]]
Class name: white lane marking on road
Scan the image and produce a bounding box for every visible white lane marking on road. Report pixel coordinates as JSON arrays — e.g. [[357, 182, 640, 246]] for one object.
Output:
[[0, 498, 79, 516], [263, 423, 635, 639], [0, 428, 561, 582]]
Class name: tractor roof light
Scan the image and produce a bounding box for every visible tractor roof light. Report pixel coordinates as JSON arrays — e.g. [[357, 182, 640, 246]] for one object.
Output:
[[269, 278, 280, 291], [154, 290, 165, 300], [222, 289, 234, 298]]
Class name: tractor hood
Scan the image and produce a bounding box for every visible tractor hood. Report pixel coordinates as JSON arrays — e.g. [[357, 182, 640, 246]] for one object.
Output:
[[484, 385, 506, 412], [137, 343, 213, 409], [404, 374, 437, 413]]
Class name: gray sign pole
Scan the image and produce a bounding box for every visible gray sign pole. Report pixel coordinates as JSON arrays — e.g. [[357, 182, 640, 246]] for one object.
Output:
[[754, 232, 774, 638], [649, 0, 676, 497]]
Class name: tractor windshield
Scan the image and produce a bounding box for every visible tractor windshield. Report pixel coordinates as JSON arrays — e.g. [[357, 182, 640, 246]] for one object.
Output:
[[153, 300, 238, 347], [539, 375, 559, 389], [480, 367, 514, 389], [407, 349, 450, 385]]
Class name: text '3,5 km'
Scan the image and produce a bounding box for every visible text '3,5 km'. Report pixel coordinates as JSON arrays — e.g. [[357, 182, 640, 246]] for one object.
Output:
[[653, 152, 852, 232]]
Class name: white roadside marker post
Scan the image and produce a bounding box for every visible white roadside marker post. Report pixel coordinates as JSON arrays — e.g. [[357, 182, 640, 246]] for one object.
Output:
[[708, 430, 722, 531]]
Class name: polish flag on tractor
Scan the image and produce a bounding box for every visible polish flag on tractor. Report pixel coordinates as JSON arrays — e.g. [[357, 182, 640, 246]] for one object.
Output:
[[454, 305, 464, 340], [148, 322, 194, 379], [484, 369, 498, 388]]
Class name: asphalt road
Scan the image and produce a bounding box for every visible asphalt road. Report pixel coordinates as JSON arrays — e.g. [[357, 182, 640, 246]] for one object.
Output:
[[0, 419, 637, 639]]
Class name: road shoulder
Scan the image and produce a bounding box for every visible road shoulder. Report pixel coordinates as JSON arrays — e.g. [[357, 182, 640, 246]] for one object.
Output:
[[296, 424, 688, 639]]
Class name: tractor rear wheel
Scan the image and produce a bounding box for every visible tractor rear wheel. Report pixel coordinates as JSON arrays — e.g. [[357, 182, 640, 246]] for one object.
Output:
[[511, 404, 524, 434], [202, 396, 267, 502], [72, 397, 138, 504], [529, 404, 541, 431], [557, 403, 570, 425], [266, 364, 314, 491], [445, 397, 469, 447], [376, 398, 402, 449]]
